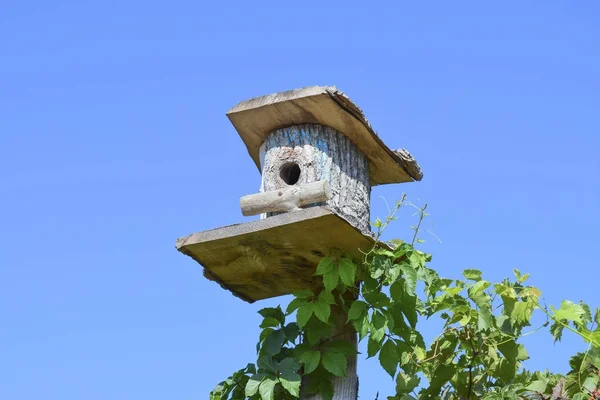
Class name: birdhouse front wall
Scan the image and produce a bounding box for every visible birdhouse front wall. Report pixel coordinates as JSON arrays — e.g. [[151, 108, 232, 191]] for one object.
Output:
[[258, 124, 371, 233]]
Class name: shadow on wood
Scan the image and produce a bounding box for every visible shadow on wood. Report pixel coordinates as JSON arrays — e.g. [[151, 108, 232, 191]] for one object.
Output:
[[176, 207, 376, 302]]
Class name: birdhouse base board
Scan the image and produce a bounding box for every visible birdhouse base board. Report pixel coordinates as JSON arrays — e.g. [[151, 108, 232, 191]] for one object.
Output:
[[176, 206, 375, 303]]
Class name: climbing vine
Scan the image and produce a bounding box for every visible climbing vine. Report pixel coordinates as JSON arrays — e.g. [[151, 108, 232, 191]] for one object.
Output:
[[209, 198, 600, 400]]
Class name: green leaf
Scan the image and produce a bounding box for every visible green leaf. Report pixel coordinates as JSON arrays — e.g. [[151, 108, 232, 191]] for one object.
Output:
[[278, 357, 300, 373], [468, 280, 491, 305], [279, 371, 301, 397], [583, 375, 599, 392], [386, 265, 402, 284], [369, 256, 387, 279], [498, 341, 529, 363], [363, 290, 391, 308], [525, 379, 548, 393], [348, 300, 369, 321], [390, 285, 417, 328], [477, 305, 494, 332], [519, 286, 542, 300], [325, 340, 359, 356], [323, 269, 339, 292], [322, 350, 347, 377], [409, 251, 425, 269], [550, 322, 564, 342], [421, 363, 456, 397], [413, 345, 426, 362], [463, 269, 482, 281], [305, 319, 332, 344], [494, 283, 516, 298], [260, 317, 281, 329], [367, 335, 383, 358], [257, 356, 278, 373], [264, 329, 285, 355], [396, 373, 421, 395], [389, 304, 409, 335], [283, 323, 299, 342], [296, 303, 314, 329], [245, 373, 265, 397], [371, 311, 388, 343], [513, 269, 530, 283], [286, 298, 305, 315], [260, 328, 274, 343], [339, 258, 357, 286], [581, 302, 593, 324], [299, 350, 321, 374], [246, 363, 257, 374], [399, 263, 418, 296], [379, 339, 399, 378], [258, 376, 277, 400], [573, 393, 589, 400], [511, 301, 534, 325], [313, 300, 331, 324], [315, 257, 335, 276], [318, 291, 336, 305], [353, 312, 370, 341], [551, 300, 586, 325], [319, 378, 334, 400], [258, 307, 285, 325]]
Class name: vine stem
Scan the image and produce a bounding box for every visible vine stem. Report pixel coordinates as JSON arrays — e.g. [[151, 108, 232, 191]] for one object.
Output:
[[536, 303, 600, 347], [410, 203, 428, 246]]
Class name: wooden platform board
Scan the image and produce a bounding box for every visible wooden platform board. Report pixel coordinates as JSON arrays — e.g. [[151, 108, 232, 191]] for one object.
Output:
[[176, 207, 376, 303], [226, 86, 423, 186]]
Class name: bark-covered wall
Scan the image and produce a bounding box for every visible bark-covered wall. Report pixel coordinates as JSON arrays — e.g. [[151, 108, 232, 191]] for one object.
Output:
[[259, 124, 371, 234]]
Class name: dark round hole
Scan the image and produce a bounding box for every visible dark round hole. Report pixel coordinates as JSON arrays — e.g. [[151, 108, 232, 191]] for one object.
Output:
[[280, 162, 301, 185]]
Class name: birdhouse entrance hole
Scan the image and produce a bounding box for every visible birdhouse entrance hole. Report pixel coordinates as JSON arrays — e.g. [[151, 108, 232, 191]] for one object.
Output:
[[280, 162, 301, 185]]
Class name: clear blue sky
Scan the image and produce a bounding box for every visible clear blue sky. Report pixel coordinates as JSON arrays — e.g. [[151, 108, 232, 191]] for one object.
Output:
[[1, 1, 599, 399]]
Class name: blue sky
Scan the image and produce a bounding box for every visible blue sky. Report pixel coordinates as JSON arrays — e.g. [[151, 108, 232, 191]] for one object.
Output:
[[1, 1, 599, 399]]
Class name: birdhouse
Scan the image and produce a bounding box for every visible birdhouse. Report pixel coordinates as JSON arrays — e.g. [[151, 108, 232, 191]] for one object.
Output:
[[176, 86, 422, 303]]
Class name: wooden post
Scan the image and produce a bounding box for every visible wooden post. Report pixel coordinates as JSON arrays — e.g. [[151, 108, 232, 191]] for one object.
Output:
[[258, 124, 368, 400]]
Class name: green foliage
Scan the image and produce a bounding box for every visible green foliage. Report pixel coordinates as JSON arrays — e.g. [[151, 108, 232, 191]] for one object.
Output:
[[210, 198, 600, 400]]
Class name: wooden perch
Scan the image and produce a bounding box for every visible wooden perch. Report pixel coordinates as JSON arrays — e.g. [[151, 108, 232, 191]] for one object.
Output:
[[240, 180, 331, 216]]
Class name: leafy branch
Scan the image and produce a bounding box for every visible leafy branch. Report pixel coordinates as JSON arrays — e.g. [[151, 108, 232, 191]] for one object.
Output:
[[209, 198, 600, 400]]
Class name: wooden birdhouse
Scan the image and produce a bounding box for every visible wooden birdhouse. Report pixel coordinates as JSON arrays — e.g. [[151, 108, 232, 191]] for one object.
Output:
[[176, 86, 422, 303]]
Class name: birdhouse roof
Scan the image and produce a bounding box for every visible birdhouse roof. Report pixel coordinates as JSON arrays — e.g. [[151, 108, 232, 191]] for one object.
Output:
[[226, 86, 423, 185]]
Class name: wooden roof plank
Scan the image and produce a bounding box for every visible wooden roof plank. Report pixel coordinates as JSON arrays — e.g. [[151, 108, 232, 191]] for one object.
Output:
[[226, 86, 423, 186]]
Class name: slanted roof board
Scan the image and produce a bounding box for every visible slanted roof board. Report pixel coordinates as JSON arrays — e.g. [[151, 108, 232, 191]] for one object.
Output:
[[227, 86, 423, 186]]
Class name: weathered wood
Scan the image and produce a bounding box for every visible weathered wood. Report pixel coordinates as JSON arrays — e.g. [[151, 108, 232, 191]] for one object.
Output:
[[176, 206, 375, 303], [227, 86, 423, 186], [259, 125, 371, 233], [240, 180, 331, 216]]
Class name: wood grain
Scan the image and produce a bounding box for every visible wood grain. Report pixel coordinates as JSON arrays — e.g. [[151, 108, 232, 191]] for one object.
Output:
[[175, 206, 376, 303], [258, 125, 371, 233], [227, 86, 423, 186], [240, 180, 331, 216]]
